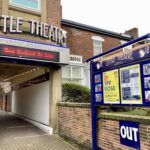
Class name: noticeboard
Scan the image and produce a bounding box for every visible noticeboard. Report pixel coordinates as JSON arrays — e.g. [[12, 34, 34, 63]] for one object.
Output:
[[91, 42, 150, 106], [88, 34, 150, 150]]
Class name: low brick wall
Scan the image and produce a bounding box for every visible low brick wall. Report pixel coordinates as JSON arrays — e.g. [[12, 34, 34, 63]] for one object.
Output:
[[58, 103, 92, 149], [98, 114, 150, 150], [58, 102, 150, 150]]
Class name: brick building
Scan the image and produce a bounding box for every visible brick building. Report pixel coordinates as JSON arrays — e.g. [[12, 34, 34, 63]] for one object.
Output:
[[0, 0, 139, 134], [61, 19, 138, 87], [0, 0, 69, 133]]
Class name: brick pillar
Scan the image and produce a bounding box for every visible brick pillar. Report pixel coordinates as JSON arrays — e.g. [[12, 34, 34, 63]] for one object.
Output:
[[0, 0, 2, 15], [47, 0, 61, 27], [49, 67, 62, 133]]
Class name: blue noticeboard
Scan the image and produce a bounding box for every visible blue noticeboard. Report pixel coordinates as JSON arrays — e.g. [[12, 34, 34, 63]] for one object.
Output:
[[86, 33, 150, 150], [91, 46, 150, 106], [119, 121, 140, 149]]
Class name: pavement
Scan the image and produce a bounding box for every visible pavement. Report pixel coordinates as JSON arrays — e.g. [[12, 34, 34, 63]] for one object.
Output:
[[0, 111, 78, 150]]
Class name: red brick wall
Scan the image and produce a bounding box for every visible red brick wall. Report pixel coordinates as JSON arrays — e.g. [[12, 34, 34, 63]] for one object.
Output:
[[62, 25, 124, 62], [97, 119, 135, 150], [0, 96, 2, 110], [58, 103, 150, 150], [5, 93, 11, 112], [47, 0, 61, 27], [125, 28, 139, 38], [98, 119, 150, 150], [102, 35, 121, 52], [58, 105, 92, 149], [62, 26, 93, 62], [0, 0, 2, 15], [0, 94, 11, 112]]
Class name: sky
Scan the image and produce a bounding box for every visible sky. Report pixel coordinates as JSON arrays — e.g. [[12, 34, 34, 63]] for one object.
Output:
[[61, 0, 149, 36]]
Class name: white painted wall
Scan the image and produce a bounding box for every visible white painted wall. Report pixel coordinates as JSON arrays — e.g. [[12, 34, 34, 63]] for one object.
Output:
[[12, 81, 49, 125]]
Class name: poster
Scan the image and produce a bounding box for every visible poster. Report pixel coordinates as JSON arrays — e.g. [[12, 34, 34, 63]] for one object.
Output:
[[120, 64, 142, 104], [143, 63, 150, 75], [103, 69, 120, 103], [94, 74, 101, 83], [95, 84, 102, 92], [145, 91, 150, 102], [95, 93, 102, 102], [9, 0, 40, 11], [144, 77, 150, 88]]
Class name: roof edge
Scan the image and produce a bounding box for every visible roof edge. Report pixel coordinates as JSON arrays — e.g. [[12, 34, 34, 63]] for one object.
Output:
[[61, 19, 133, 40]]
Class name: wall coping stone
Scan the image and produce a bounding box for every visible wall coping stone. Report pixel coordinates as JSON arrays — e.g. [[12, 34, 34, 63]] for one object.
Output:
[[57, 102, 110, 108], [57, 103, 150, 124], [57, 102, 91, 108], [99, 113, 150, 124]]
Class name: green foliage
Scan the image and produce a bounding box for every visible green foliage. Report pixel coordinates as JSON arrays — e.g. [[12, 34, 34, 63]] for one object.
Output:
[[62, 83, 90, 103], [117, 108, 150, 116], [109, 107, 150, 116]]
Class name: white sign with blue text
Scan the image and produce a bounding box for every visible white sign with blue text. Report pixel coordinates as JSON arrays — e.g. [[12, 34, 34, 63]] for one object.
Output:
[[119, 121, 140, 149]]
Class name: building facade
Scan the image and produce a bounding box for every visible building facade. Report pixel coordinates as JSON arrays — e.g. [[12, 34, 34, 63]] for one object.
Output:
[[0, 0, 139, 134], [61, 19, 138, 87], [0, 0, 69, 133]]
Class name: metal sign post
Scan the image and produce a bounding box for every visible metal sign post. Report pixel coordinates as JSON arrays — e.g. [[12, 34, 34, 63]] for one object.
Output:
[[90, 61, 98, 150]]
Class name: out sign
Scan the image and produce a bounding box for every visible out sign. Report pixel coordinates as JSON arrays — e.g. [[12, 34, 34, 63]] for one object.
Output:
[[119, 121, 140, 149]]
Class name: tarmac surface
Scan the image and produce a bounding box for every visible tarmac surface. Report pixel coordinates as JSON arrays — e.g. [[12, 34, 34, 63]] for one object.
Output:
[[0, 111, 77, 150]]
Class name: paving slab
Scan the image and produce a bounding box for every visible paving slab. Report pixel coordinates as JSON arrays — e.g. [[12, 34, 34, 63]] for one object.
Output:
[[0, 111, 77, 150]]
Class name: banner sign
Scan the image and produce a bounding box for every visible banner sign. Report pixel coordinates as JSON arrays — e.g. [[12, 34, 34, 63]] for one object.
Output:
[[120, 64, 142, 104], [0, 37, 69, 64], [93, 44, 150, 71], [119, 121, 140, 149], [0, 45, 59, 62], [0, 15, 67, 47], [103, 69, 120, 104]]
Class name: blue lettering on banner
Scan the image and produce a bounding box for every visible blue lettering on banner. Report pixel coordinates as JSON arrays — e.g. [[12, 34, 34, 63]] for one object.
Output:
[[93, 45, 150, 71], [119, 121, 140, 149]]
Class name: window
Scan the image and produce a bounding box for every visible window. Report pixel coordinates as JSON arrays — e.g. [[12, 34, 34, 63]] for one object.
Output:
[[62, 66, 83, 84], [92, 36, 104, 56], [9, 0, 41, 12], [83, 63, 90, 88], [62, 67, 71, 79]]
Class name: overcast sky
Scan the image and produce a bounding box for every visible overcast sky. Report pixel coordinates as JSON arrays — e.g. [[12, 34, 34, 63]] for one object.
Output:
[[61, 0, 149, 36]]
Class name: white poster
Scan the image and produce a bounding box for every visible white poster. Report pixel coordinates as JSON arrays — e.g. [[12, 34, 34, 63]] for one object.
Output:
[[120, 64, 142, 104]]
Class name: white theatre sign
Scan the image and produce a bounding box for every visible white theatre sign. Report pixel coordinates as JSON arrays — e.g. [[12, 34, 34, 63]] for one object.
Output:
[[0, 15, 67, 46]]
